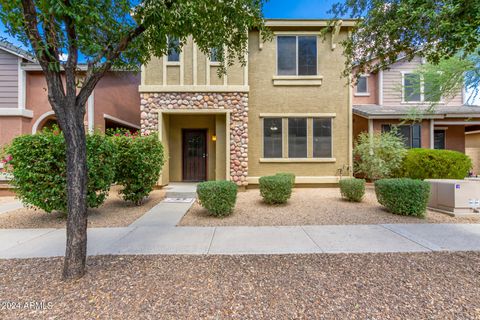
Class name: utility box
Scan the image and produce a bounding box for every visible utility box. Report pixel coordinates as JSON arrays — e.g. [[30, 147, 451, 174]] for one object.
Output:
[[426, 179, 480, 216]]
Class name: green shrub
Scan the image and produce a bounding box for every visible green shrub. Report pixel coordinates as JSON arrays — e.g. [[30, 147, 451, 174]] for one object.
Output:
[[111, 131, 165, 205], [339, 178, 366, 202], [374, 178, 430, 217], [398, 148, 472, 180], [354, 130, 407, 180], [6, 129, 115, 214], [275, 172, 296, 188], [197, 180, 238, 217], [259, 175, 292, 204]]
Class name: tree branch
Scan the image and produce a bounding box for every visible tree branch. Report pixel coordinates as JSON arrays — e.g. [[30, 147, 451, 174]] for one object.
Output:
[[77, 23, 146, 107]]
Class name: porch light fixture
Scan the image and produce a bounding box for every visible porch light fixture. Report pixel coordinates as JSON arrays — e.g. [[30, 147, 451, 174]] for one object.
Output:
[[211, 135, 217, 142]]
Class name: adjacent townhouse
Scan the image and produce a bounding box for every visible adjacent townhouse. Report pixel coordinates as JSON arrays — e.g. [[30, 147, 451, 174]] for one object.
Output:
[[352, 56, 480, 173], [0, 41, 141, 147], [140, 19, 355, 187]]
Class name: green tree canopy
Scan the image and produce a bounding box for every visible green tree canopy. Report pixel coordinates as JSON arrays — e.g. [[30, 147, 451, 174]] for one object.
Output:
[[0, 0, 268, 280], [330, 0, 480, 77]]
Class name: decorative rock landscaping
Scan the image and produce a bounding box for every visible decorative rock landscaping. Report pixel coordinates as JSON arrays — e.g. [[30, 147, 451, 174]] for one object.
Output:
[[140, 92, 249, 186]]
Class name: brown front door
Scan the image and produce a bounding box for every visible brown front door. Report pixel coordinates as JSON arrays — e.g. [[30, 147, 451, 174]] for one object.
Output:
[[182, 129, 207, 181]]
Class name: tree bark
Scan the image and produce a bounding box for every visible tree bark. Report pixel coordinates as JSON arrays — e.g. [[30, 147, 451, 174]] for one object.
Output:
[[57, 102, 88, 280]]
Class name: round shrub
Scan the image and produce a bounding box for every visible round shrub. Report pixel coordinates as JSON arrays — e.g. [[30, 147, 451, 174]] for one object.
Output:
[[374, 178, 430, 217], [398, 148, 472, 180], [259, 175, 292, 204], [339, 178, 365, 202], [6, 130, 115, 214], [197, 180, 238, 217], [275, 172, 296, 188], [111, 132, 165, 205]]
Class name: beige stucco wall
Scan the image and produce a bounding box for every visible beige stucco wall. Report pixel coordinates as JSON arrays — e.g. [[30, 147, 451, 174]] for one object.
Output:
[[142, 37, 246, 87], [246, 29, 351, 178]]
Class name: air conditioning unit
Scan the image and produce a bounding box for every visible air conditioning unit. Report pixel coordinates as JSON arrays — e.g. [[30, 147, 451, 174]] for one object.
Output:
[[426, 179, 480, 217]]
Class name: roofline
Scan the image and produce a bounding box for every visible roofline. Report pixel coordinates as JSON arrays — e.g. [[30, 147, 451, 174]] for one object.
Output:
[[353, 108, 480, 120], [265, 19, 357, 28], [21, 63, 137, 72], [0, 41, 36, 62]]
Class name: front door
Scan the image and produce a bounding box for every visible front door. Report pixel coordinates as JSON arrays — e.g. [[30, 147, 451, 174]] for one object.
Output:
[[182, 129, 207, 181]]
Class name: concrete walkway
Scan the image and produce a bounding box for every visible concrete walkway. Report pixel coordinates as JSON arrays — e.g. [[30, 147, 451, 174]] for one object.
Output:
[[1, 183, 480, 259], [0, 200, 23, 215]]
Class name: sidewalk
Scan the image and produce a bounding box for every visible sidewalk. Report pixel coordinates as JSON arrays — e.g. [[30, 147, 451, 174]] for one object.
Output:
[[1, 183, 480, 259]]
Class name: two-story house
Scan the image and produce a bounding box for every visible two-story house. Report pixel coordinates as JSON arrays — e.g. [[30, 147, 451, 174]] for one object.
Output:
[[0, 41, 141, 147], [140, 19, 356, 187], [352, 56, 480, 172]]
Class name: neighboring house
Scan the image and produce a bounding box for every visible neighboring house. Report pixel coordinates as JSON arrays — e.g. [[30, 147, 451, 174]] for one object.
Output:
[[0, 41, 141, 147], [352, 56, 480, 172], [140, 19, 355, 187]]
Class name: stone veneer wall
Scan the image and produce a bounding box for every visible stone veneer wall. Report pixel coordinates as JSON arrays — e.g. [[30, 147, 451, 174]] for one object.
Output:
[[140, 92, 249, 186]]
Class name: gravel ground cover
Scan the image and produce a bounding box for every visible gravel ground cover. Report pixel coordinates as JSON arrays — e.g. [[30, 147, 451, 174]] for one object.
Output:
[[0, 252, 479, 319], [180, 187, 480, 226], [0, 186, 165, 228]]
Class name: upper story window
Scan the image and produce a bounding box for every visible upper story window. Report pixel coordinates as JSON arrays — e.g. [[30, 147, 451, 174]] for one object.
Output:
[[403, 73, 421, 102], [403, 72, 441, 103], [210, 48, 219, 63], [277, 36, 317, 76], [167, 37, 180, 62], [355, 75, 369, 95]]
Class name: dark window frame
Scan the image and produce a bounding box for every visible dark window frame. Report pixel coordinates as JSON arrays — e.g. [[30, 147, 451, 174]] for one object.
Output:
[[288, 118, 308, 158], [382, 124, 422, 148], [277, 35, 318, 76], [312, 118, 332, 158], [263, 118, 283, 158]]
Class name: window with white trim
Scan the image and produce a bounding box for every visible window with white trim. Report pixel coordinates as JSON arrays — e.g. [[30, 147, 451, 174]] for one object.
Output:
[[277, 36, 317, 76], [355, 75, 368, 94], [403, 72, 441, 103]]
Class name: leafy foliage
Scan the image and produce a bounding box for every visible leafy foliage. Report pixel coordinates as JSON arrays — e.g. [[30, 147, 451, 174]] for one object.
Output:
[[398, 148, 472, 180], [354, 130, 407, 181], [259, 175, 293, 205], [6, 130, 115, 214], [339, 178, 365, 202], [329, 0, 480, 82], [275, 172, 296, 188], [111, 131, 164, 205], [197, 180, 238, 217], [375, 178, 430, 217]]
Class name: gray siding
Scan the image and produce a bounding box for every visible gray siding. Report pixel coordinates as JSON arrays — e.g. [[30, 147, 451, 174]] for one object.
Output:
[[0, 50, 18, 108], [383, 56, 463, 106]]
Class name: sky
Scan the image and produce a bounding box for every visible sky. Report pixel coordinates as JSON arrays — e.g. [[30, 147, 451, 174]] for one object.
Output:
[[263, 0, 339, 19], [0, 0, 339, 46]]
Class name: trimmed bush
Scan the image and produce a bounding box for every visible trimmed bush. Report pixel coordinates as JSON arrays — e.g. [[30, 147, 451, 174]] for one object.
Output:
[[6, 129, 115, 214], [339, 178, 365, 202], [374, 178, 430, 217], [111, 131, 165, 205], [354, 130, 407, 180], [259, 175, 292, 204], [275, 172, 296, 188], [398, 148, 472, 180], [197, 180, 238, 217]]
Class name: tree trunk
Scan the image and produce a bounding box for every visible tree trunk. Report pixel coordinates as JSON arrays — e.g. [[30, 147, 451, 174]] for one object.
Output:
[[59, 103, 88, 280]]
